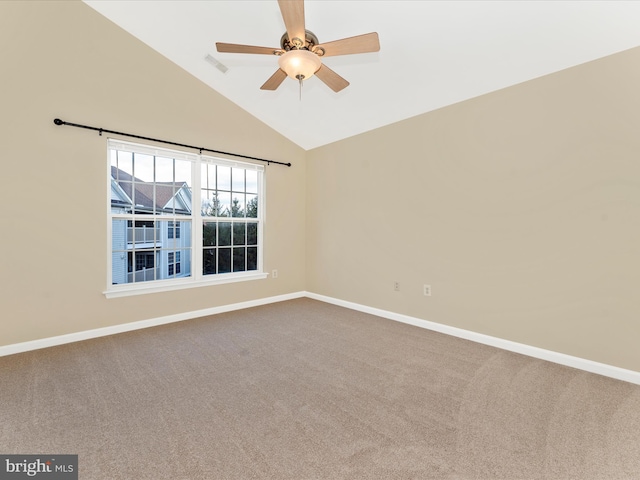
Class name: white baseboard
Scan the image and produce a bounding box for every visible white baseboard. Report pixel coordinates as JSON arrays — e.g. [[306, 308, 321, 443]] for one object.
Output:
[[305, 292, 640, 386], [0, 292, 305, 357], [3, 290, 639, 386]]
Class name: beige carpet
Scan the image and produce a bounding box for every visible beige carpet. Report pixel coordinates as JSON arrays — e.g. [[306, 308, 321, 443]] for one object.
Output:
[[1, 298, 640, 479]]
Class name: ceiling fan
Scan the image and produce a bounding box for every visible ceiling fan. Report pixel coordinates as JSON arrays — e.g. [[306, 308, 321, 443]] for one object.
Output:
[[216, 0, 380, 93]]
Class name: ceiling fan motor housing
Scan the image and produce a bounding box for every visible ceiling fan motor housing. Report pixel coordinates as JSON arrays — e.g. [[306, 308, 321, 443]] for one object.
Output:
[[279, 30, 324, 56]]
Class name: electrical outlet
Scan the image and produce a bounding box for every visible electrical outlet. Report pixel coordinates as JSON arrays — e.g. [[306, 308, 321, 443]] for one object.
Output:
[[423, 284, 432, 296], [272, 269, 278, 279], [394, 281, 400, 291]]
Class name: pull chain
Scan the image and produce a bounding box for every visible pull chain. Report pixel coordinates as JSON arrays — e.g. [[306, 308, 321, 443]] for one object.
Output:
[[296, 74, 304, 101]]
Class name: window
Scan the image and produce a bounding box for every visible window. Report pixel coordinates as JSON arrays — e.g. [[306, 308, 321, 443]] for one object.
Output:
[[201, 162, 260, 276], [167, 251, 181, 277], [168, 221, 180, 239], [108, 140, 265, 297]]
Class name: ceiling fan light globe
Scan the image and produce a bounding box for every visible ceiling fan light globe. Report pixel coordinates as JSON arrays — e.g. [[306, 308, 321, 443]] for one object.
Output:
[[278, 49, 321, 80]]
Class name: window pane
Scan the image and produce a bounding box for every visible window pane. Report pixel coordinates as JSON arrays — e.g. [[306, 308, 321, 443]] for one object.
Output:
[[132, 179, 153, 212], [218, 166, 231, 191], [129, 250, 156, 283], [246, 195, 258, 218], [232, 167, 245, 192], [218, 248, 231, 274], [164, 190, 175, 215], [233, 223, 246, 245], [247, 247, 258, 271], [203, 222, 217, 246], [174, 159, 192, 216], [201, 163, 216, 189], [113, 150, 133, 177], [218, 191, 231, 217], [155, 157, 174, 182], [246, 170, 258, 194], [231, 195, 245, 218], [201, 190, 215, 217], [233, 247, 246, 272], [175, 159, 191, 186], [133, 153, 154, 182], [117, 182, 134, 210], [218, 222, 231, 246], [247, 223, 257, 245], [155, 183, 175, 215], [203, 248, 216, 275], [177, 249, 190, 277]]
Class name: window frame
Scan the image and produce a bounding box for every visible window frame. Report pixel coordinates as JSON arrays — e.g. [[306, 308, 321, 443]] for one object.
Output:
[[105, 139, 267, 299]]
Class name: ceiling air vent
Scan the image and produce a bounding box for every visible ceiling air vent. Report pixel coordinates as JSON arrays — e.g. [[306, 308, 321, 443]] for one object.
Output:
[[205, 54, 228, 73]]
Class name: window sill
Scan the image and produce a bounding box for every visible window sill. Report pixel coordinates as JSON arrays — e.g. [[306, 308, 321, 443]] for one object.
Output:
[[104, 272, 269, 299]]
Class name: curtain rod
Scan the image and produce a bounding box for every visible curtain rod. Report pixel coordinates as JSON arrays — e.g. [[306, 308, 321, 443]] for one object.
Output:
[[53, 118, 291, 167]]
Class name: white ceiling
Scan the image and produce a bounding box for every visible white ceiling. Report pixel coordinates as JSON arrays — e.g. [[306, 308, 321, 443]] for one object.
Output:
[[84, 1, 640, 151]]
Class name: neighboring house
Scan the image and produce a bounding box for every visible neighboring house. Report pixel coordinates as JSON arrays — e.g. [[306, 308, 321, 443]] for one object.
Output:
[[110, 166, 192, 284]]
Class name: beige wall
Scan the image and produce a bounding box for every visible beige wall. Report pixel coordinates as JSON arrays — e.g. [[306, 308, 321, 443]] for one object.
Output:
[[307, 47, 640, 372], [0, 1, 306, 346]]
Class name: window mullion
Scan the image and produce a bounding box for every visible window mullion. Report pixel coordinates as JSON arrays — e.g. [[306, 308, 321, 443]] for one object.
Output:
[[193, 155, 203, 281]]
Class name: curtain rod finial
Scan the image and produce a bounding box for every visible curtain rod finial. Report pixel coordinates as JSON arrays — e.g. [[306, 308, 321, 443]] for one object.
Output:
[[54, 118, 64, 126]]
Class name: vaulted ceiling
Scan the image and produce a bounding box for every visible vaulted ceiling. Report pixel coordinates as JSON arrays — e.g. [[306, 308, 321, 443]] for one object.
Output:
[[84, 1, 640, 150]]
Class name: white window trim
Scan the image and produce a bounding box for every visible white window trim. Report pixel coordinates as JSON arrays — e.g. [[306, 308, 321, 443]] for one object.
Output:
[[105, 139, 266, 298], [104, 272, 269, 299]]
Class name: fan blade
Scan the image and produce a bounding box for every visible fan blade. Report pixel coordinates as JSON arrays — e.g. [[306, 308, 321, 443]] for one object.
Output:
[[216, 43, 281, 55], [315, 64, 349, 92], [278, 0, 305, 45], [260, 69, 288, 90], [315, 32, 380, 57]]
